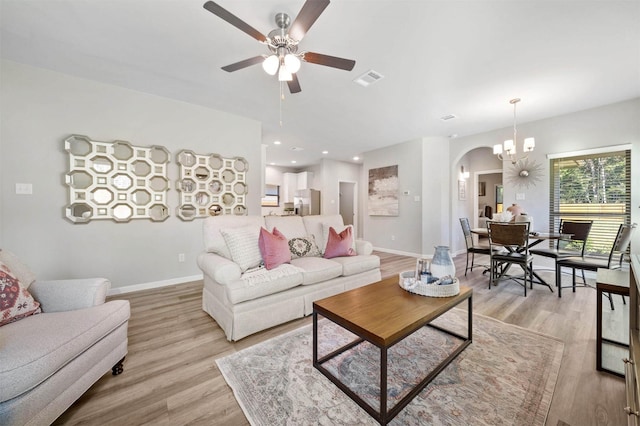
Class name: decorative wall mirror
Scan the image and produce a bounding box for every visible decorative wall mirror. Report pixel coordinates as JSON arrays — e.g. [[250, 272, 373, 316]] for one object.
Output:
[[64, 135, 170, 223], [176, 149, 248, 221]]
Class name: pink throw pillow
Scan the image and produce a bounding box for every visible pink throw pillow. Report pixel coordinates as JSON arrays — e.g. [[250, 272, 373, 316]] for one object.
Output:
[[258, 227, 292, 270], [323, 226, 356, 259]]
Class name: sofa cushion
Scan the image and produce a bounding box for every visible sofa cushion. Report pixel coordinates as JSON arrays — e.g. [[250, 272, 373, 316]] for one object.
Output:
[[225, 264, 304, 304], [328, 254, 381, 277], [302, 215, 344, 252], [264, 216, 307, 239], [0, 300, 130, 402], [220, 226, 263, 272], [290, 257, 343, 285], [288, 235, 321, 259], [0, 261, 41, 327], [203, 216, 266, 258], [323, 226, 356, 259], [259, 227, 291, 270]]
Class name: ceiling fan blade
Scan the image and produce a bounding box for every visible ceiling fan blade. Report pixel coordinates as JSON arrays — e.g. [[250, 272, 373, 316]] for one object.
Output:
[[287, 74, 302, 94], [221, 56, 264, 72], [302, 52, 356, 71], [288, 0, 330, 41], [203, 1, 267, 43]]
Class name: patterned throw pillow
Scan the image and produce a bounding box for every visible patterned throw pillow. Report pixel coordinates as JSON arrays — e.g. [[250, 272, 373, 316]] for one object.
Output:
[[220, 226, 263, 272], [289, 235, 321, 259], [323, 226, 357, 259], [0, 260, 41, 327]]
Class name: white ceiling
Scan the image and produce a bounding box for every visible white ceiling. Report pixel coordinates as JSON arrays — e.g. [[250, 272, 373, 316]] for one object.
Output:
[[2, 0, 639, 167]]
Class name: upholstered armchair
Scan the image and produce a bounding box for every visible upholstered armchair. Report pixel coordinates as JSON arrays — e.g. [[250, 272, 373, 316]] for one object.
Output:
[[0, 250, 130, 426]]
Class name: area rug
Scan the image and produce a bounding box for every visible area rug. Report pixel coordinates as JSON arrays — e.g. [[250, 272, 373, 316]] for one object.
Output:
[[216, 309, 564, 425]]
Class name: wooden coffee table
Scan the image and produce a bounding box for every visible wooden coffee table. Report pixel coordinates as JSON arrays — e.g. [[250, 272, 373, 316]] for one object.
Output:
[[312, 276, 472, 425]]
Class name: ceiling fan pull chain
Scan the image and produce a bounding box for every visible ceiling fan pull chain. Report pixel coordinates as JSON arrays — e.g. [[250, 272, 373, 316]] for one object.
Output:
[[279, 82, 284, 127]]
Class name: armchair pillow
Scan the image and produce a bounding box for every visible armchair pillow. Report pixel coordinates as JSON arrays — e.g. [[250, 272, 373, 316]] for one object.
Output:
[[0, 261, 41, 326], [220, 226, 263, 272], [258, 227, 291, 270], [0, 249, 36, 288], [323, 226, 357, 259]]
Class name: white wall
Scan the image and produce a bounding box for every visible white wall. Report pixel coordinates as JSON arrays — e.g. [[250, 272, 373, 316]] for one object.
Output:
[[0, 61, 262, 289], [320, 159, 361, 215], [362, 137, 451, 257], [450, 98, 640, 254]]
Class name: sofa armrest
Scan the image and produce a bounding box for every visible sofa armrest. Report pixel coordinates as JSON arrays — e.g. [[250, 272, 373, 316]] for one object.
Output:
[[197, 252, 242, 285], [28, 278, 111, 313], [355, 239, 373, 256]]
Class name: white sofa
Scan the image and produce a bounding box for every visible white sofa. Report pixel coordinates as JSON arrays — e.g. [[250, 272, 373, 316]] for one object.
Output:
[[0, 252, 130, 426], [198, 214, 381, 341]]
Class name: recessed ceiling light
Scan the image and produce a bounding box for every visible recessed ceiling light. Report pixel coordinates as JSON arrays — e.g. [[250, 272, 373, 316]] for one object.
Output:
[[449, 134, 458, 139], [322, 150, 328, 154], [353, 156, 360, 161], [273, 141, 281, 145], [291, 160, 297, 164], [270, 162, 276, 165]]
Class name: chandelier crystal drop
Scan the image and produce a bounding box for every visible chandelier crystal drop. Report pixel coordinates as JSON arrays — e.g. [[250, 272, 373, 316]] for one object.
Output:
[[493, 98, 535, 165]]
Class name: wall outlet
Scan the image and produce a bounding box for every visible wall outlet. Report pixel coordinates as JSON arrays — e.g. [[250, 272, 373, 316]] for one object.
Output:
[[391, 235, 396, 241], [516, 193, 525, 200], [178, 253, 185, 263]]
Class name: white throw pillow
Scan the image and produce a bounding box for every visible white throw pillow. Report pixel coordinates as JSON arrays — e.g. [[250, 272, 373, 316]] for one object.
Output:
[[220, 226, 263, 272], [321, 224, 356, 253]]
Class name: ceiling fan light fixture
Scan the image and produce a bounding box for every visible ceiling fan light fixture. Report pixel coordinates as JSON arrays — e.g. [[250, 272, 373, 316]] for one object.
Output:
[[284, 54, 301, 74], [262, 55, 279, 75], [278, 66, 293, 82]]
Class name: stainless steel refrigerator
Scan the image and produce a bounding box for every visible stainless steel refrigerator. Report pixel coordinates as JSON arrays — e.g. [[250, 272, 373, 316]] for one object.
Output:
[[294, 189, 321, 216]]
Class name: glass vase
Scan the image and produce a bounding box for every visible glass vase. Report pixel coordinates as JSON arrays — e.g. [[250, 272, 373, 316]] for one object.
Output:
[[431, 246, 456, 278]]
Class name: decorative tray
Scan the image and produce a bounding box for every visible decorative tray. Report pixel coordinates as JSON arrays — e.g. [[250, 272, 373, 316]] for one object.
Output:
[[398, 270, 460, 298]]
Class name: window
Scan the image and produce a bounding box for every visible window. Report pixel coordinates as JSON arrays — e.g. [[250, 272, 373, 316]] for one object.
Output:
[[549, 149, 631, 255], [261, 184, 280, 207]]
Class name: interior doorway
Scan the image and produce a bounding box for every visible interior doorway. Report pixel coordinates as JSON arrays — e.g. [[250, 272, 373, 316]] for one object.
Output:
[[474, 169, 503, 228], [339, 181, 356, 230]]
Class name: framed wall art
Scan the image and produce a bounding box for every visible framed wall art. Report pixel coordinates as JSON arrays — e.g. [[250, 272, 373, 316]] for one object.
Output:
[[64, 135, 170, 223], [368, 165, 399, 216], [176, 150, 248, 221], [458, 180, 467, 201]]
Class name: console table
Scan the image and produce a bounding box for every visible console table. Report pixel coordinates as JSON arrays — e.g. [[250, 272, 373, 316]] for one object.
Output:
[[596, 268, 630, 376], [625, 254, 640, 424]]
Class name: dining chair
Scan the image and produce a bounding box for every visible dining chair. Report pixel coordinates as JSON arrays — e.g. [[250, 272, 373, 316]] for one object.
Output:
[[530, 219, 593, 286], [459, 217, 492, 276], [555, 223, 637, 303], [487, 221, 533, 296]]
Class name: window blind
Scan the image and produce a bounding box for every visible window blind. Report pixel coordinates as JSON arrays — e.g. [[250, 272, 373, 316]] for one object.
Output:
[[549, 149, 631, 256]]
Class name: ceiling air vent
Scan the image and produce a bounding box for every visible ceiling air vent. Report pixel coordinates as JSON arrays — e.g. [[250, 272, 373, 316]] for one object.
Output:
[[353, 69, 384, 87], [440, 114, 457, 121]]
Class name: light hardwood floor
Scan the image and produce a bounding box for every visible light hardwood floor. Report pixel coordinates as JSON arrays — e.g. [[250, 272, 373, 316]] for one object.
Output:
[[54, 251, 627, 425]]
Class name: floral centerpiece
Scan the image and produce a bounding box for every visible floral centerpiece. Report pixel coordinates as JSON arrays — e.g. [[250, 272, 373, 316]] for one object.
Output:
[[492, 211, 513, 223]]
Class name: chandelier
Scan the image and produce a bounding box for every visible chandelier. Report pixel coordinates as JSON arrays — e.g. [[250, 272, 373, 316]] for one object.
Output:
[[493, 98, 535, 164]]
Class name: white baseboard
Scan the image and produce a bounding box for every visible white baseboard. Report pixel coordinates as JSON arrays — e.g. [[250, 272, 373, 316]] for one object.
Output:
[[108, 274, 203, 296], [373, 247, 424, 258], [374, 246, 468, 259]]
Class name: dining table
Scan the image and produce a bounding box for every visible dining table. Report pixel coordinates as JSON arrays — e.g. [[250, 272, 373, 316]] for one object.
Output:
[[471, 227, 569, 292]]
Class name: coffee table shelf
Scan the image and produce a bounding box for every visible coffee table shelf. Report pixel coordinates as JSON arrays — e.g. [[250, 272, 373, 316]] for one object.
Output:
[[312, 276, 472, 425]]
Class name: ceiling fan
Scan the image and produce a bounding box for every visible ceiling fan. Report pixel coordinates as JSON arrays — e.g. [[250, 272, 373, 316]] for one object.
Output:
[[203, 0, 356, 94]]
